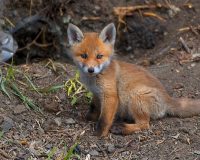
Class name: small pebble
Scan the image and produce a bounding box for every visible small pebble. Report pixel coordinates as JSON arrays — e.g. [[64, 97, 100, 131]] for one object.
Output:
[[107, 144, 115, 153], [89, 150, 99, 156], [54, 117, 62, 126], [1, 116, 14, 132], [65, 118, 75, 124], [194, 150, 200, 155]]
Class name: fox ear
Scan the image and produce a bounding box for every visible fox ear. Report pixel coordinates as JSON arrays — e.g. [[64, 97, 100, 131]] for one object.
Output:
[[67, 23, 84, 45], [99, 23, 116, 45]]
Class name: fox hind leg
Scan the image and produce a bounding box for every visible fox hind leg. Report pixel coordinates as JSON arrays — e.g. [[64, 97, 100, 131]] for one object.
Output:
[[111, 92, 152, 135], [111, 115, 150, 135]]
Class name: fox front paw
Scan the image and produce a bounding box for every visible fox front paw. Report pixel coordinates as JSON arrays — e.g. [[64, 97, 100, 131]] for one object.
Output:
[[95, 120, 109, 137]]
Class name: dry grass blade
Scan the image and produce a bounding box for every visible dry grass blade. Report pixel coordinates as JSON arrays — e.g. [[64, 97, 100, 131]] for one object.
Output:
[[36, 84, 64, 93], [24, 74, 42, 95]]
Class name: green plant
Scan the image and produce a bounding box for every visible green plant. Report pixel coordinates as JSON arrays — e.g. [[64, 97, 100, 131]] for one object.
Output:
[[0, 61, 16, 99], [24, 74, 42, 95], [36, 84, 64, 94], [0, 131, 4, 139], [63, 142, 80, 160], [0, 63, 41, 112], [0, 69, 11, 99], [10, 82, 41, 112], [43, 143, 80, 160], [65, 71, 93, 105], [47, 147, 57, 160]]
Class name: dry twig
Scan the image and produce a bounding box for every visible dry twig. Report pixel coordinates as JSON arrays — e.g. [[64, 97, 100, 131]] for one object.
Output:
[[3, 16, 15, 27], [178, 25, 200, 35], [179, 37, 191, 54], [143, 12, 166, 21], [81, 16, 101, 21]]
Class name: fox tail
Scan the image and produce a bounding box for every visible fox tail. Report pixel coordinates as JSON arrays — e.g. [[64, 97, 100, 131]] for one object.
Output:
[[168, 98, 200, 117]]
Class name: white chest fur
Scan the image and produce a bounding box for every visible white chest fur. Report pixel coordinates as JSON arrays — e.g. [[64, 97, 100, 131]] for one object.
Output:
[[80, 72, 101, 96]]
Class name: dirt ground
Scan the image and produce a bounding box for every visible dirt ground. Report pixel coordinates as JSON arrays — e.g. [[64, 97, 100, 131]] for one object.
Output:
[[0, 0, 200, 160]]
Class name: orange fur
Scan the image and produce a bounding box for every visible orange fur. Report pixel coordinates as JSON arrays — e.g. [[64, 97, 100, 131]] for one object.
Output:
[[68, 23, 200, 137]]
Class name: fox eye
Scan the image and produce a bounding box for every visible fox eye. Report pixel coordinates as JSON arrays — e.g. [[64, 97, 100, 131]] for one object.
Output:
[[96, 54, 103, 59], [80, 53, 88, 59]]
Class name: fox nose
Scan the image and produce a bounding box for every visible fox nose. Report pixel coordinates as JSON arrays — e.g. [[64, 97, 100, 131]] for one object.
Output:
[[88, 67, 94, 73]]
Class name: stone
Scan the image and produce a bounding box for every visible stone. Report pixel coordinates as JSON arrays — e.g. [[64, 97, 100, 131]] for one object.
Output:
[[65, 118, 75, 124], [54, 117, 62, 126], [194, 150, 200, 155], [1, 116, 14, 132], [107, 144, 115, 153], [89, 150, 99, 156]]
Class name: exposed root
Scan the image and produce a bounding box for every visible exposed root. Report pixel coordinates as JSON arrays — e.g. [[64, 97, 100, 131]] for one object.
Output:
[[17, 27, 52, 52], [113, 4, 166, 30], [143, 12, 166, 21]]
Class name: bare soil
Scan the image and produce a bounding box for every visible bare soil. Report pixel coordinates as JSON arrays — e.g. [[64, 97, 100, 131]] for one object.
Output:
[[0, 0, 200, 160]]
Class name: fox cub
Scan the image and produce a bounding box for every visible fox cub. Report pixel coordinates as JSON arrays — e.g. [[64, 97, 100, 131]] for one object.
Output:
[[67, 23, 200, 137]]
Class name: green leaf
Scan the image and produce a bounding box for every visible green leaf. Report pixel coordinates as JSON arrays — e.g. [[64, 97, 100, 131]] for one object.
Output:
[[24, 74, 42, 95], [6, 62, 15, 81], [64, 143, 79, 160], [38, 84, 64, 93], [67, 85, 73, 96], [47, 147, 57, 160], [71, 96, 77, 106], [0, 78, 11, 99], [0, 131, 4, 139]]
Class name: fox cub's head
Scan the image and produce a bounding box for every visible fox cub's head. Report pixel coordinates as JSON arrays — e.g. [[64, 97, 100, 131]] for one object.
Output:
[[67, 23, 116, 75]]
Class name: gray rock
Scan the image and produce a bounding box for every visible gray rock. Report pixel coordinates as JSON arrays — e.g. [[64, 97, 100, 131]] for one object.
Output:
[[65, 118, 75, 124], [194, 150, 200, 155], [94, 5, 101, 11], [45, 143, 53, 150], [13, 104, 27, 115], [54, 117, 62, 126], [1, 116, 14, 132], [89, 150, 99, 156], [107, 144, 115, 153], [0, 30, 18, 62]]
